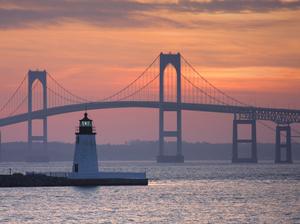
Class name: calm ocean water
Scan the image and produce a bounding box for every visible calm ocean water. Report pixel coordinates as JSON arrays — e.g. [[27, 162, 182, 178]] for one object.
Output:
[[0, 161, 299, 223]]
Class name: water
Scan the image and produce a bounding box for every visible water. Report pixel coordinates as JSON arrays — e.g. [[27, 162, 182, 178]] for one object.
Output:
[[0, 161, 300, 223]]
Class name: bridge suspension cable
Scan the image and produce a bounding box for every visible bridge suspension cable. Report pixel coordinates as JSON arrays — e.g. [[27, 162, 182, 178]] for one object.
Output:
[[100, 54, 160, 102], [181, 55, 248, 106], [45, 54, 160, 106], [0, 74, 28, 118], [117, 74, 160, 101], [9, 80, 44, 116], [180, 55, 300, 142], [182, 73, 227, 105], [47, 73, 92, 104]]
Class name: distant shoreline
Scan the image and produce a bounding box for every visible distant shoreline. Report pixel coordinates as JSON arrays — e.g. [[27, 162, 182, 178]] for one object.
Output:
[[0, 141, 299, 162]]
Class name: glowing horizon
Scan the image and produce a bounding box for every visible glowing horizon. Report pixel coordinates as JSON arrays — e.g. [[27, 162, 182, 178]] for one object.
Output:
[[0, 0, 299, 144]]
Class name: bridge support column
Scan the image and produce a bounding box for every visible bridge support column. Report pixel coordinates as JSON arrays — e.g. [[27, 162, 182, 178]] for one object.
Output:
[[157, 109, 183, 163], [232, 118, 257, 163], [275, 125, 292, 163], [27, 70, 49, 162], [157, 52, 184, 163]]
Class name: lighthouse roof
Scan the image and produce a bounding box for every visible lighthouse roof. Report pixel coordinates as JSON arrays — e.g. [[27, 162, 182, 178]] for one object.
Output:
[[80, 112, 92, 122]]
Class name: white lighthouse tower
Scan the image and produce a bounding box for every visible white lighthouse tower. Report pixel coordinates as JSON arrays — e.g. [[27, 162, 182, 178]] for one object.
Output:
[[72, 112, 99, 177], [68, 111, 147, 183]]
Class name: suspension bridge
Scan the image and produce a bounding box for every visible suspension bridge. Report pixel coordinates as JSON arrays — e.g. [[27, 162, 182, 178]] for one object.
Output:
[[0, 53, 299, 163]]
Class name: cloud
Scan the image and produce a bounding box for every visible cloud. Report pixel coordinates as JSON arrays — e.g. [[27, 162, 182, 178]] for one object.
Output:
[[176, 0, 300, 13], [0, 0, 299, 29]]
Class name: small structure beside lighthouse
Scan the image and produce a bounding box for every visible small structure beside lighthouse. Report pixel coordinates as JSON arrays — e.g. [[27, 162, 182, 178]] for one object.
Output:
[[72, 112, 98, 177]]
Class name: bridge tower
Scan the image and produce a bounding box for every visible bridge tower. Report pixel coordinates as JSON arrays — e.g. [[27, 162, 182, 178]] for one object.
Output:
[[157, 53, 184, 163], [232, 113, 257, 163], [275, 124, 292, 163], [27, 70, 48, 162]]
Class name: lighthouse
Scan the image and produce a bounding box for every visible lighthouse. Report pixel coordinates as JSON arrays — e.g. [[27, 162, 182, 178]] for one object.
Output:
[[68, 111, 147, 184], [72, 112, 99, 177]]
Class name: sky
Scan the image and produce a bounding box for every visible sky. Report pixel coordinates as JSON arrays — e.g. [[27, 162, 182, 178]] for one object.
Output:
[[0, 0, 300, 144]]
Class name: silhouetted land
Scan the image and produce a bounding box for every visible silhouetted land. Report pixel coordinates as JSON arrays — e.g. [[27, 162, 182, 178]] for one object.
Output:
[[0, 141, 299, 162]]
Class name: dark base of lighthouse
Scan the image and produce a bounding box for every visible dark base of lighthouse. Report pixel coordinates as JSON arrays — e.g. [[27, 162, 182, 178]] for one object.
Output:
[[0, 173, 148, 188], [156, 155, 184, 163]]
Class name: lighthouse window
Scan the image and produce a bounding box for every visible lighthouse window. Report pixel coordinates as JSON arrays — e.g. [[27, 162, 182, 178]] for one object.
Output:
[[74, 164, 78, 172], [81, 121, 91, 127]]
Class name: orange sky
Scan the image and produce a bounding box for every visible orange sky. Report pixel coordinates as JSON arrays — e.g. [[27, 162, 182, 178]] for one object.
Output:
[[0, 0, 299, 144]]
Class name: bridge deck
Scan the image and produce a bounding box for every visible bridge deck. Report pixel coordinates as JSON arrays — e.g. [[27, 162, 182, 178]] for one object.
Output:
[[0, 101, 300, 127]]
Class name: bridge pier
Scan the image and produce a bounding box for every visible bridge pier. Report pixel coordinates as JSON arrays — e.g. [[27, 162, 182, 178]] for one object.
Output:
[[157, 53, 184, 163], [157, 109, 184, 163], [232, 117, 257, 163], [27, 70, 49, 162], [275, 125, 292, 163]]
